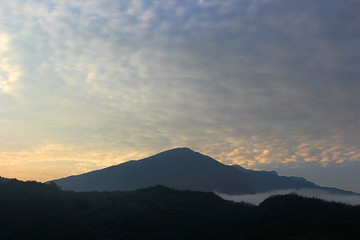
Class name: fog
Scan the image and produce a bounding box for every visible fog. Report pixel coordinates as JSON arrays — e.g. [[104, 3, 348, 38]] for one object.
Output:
[[216, 189, 360, 206]]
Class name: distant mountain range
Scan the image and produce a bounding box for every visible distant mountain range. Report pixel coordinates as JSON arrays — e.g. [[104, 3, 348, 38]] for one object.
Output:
[[51, 147, 357, 195]]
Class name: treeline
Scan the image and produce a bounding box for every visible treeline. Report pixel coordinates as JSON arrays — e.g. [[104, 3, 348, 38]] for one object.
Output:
[[0, 177, 359, 239]]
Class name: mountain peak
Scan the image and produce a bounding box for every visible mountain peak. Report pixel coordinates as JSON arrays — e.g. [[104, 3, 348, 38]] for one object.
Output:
[[161, 147, 194, 153], [143, 147, 216, 165], [52, 148, 354, 195], [148, 147, 198, 160]]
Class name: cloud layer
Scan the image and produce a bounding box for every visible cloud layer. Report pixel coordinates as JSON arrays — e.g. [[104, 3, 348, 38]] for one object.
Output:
[[217, 188, 360, 206], [0, 0, 359, 191]]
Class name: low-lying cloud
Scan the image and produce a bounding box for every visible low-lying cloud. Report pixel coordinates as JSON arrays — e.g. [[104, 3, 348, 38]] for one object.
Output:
[[216, 189, 360, 206]]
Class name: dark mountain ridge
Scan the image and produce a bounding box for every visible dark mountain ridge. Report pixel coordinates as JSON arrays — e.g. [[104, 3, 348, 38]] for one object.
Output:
[[54, 147, 247, 193], [1, 177, 359, 240], [51, 147, 357, 195]]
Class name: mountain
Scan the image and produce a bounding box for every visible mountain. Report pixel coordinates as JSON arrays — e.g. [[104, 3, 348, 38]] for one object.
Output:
[[1, 177, 359, 239], [51, 147, 356, 195]]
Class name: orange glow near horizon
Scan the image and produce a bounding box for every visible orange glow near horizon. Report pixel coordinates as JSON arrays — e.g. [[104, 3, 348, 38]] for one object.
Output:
[[1, 140, 358, 185]]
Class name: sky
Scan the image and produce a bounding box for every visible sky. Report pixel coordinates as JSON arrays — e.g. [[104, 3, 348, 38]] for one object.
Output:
[[0, 0, 359, 193]]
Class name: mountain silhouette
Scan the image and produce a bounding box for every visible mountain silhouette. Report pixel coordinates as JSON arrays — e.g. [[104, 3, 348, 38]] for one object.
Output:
[[2, 177, 359, 239], [52, 147, 356, 195]]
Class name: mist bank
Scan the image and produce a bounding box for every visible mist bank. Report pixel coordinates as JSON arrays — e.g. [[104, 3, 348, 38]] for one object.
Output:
[[216, 188, 360, 206]]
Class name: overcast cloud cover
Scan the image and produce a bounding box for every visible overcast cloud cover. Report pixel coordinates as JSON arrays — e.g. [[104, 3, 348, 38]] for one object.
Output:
[[0, 0, 359, 192]]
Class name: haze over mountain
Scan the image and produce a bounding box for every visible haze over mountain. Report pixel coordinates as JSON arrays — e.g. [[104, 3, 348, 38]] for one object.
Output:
[[52, 148, 356, 195]]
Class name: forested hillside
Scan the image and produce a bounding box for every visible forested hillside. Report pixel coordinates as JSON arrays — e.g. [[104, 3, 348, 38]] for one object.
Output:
[[1, 177, 359, 239]]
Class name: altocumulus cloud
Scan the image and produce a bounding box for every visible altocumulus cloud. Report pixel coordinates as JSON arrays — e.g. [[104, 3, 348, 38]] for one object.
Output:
[[0, 0, 359, 191]]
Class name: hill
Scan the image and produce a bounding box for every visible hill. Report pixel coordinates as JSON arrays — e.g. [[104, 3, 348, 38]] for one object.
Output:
[[52, 148, 356, 195], [1, 177, 359, 239]]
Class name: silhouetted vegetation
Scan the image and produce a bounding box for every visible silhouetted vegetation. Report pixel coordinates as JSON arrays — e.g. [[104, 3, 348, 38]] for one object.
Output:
[[1, 177, 359, 239]]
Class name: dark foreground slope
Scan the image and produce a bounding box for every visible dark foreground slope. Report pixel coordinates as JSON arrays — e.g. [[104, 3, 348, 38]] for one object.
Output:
[[52, 148, 354, 195], [1, 177, 359, 240]]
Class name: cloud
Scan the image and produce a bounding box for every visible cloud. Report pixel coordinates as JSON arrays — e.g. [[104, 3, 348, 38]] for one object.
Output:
[[0, 143, 152, 182], [0, 33, 22, 95], [216, 188, 360, 206], [0, 0, 359, 191]]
